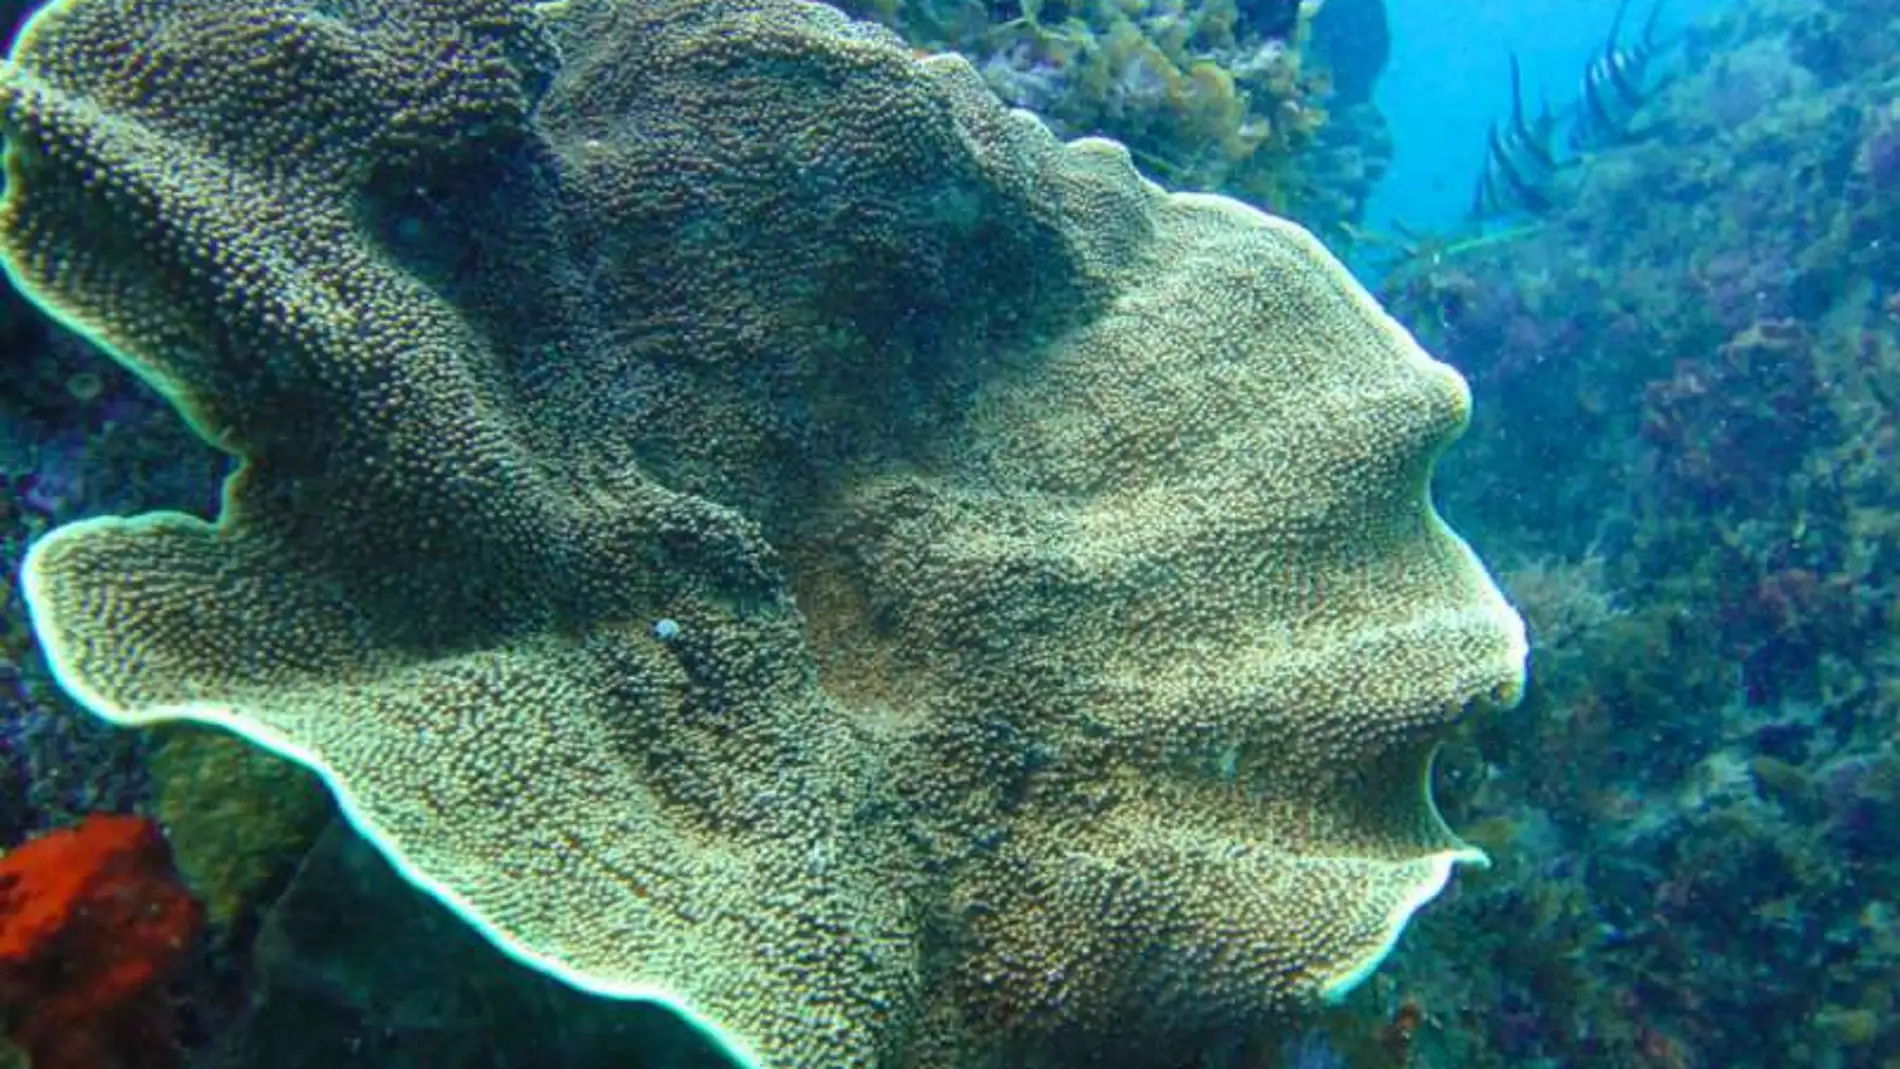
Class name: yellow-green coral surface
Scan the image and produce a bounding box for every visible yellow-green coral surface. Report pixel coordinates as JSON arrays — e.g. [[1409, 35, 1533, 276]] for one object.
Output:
[[1, 0, 1526, 1065]]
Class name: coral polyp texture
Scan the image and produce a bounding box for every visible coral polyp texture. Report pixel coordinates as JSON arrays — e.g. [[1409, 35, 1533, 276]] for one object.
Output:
[[0, 0, 1525, 1065]]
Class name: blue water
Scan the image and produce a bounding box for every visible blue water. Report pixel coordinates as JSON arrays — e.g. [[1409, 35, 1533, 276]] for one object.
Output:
[[1370, 0, 1729, 231]]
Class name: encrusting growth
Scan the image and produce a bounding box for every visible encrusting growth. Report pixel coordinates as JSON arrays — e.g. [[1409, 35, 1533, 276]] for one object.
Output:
[[0, 0, 1526, 1065], [0, 815, 203, 1069]]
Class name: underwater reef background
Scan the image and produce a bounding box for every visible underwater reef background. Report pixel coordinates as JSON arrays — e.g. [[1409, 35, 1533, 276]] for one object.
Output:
[[829, 0, 1395, 242], [1370, 0, 1900, 1065], [0, 0, 1897, 1066]]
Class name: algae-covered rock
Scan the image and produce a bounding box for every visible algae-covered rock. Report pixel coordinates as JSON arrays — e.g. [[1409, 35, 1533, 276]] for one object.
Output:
[[150, 725, 331, 929]]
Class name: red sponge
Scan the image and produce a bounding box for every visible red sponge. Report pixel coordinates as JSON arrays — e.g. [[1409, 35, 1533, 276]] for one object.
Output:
[[0, 815, 204, 1069]]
